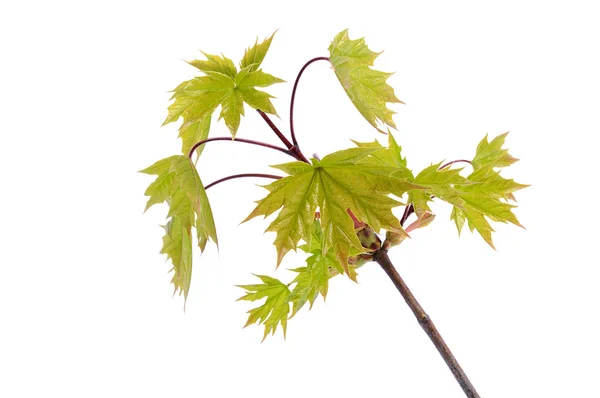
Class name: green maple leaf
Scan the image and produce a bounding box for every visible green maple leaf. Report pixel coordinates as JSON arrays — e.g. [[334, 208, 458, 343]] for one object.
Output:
[[394, 133, 526, 248], [237, 220, 346, 340], [288, 258, 329, 317], [288, 221, 337, 316], [408, 162, 471, 217], [237, 275, 291, 341], [352, 132, 527, 248], [450, 133, 528, 248], [459, 133, 528, 201], [244, 147, 417, 276], [163, 33, 284, 159], [329, 29, 403, 133], [140, 155, 218, 300], [472, 132, 519, 170], [352, 134, 468, 218]]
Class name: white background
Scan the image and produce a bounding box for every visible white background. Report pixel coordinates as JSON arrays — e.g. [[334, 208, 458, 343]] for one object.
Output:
[[1, 1, 599, 397]]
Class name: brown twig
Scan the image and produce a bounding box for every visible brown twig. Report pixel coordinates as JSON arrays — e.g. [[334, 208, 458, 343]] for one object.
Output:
[[373, 249, 481, 398]]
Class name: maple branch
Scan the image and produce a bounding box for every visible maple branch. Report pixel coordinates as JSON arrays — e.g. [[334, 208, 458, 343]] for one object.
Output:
[[290, 56, 331, 150], [256, 110, 309, 163], [439, 159, 472, 170], [373, 249, 481, 398], [188, 137, 293, 160], [204, 173, 282, 190]]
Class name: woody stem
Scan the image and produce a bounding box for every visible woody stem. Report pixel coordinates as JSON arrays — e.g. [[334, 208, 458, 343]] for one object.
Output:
[[373, 250, 481, 398]]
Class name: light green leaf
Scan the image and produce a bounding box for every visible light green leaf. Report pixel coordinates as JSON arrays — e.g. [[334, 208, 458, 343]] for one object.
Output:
[[450, 133, 527, 247], [164, 33, 284, 143], [237, 275, 291, 340], [472, 132, 519, 170], [407, 163, 470, 216], [237, 220, 342, 340], [245, 147, 415, 275], [329, 29, 403, 133], [289, 250, 333, 317], [140, 155, 218, 300]]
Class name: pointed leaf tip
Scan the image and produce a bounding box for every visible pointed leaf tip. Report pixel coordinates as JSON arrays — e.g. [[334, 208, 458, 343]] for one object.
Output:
[[240, 31, 278, 72]]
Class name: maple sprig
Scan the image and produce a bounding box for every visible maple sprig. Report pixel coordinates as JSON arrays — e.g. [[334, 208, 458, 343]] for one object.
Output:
[[142, 26, 526, 318], [142, 29, 527, 398]]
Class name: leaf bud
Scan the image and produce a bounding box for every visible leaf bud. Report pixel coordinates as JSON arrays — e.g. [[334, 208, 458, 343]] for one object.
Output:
[[348, 253, 374, 269], [357, 225, 381, 251], [383, 230, 408, 250]]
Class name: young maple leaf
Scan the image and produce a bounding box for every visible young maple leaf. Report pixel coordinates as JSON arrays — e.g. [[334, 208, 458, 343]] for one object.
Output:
[[288, 220, 337, 316], [396, 132, 527, 248], [140, 155, 218, 300], [329, 29, 403, 133], [352, 131, 527, 249], [237, 275, 291, 341], [408, 162, 472, 218], [352, 133, 467, 218], [238, 220, 355, 340], [451, 133, 529, 248], [287, 254, 331, 317], [244, 147, 419, 277], [163, 32, 284, 159]]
